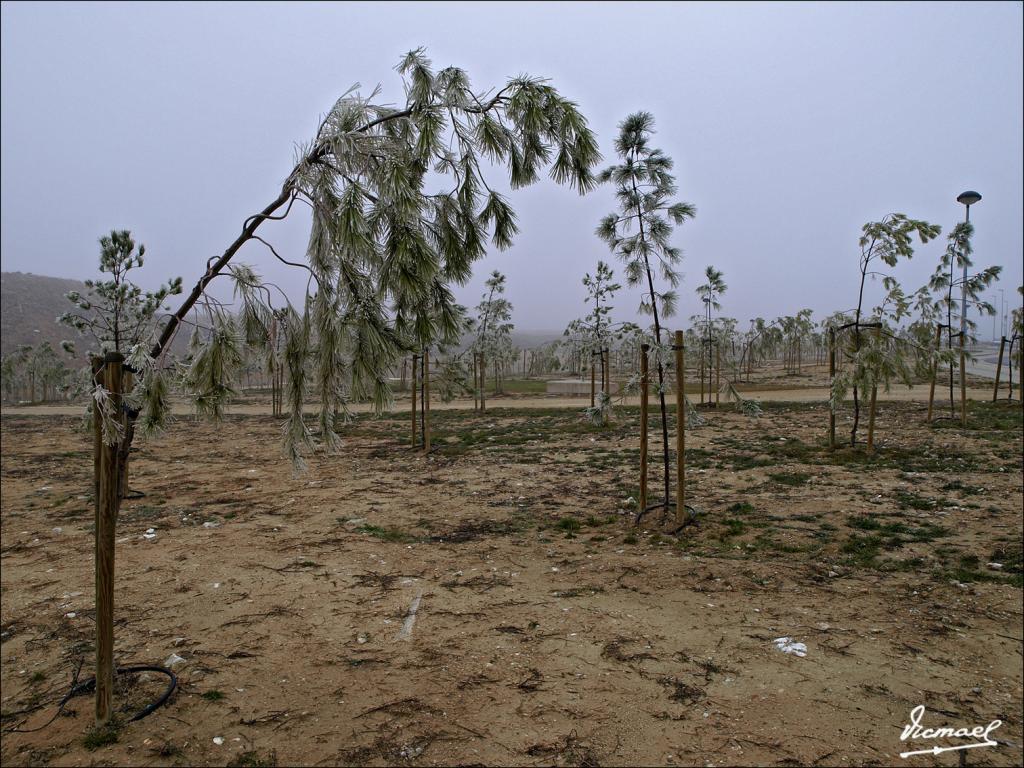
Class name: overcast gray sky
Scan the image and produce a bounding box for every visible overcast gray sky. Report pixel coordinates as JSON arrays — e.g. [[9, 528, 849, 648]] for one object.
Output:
[[2, 1, 1022, 337]]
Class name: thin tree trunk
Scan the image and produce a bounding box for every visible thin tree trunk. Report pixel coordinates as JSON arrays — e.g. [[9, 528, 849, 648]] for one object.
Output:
[[993, 336, 1005, 402], [926, 323, 943, 423]]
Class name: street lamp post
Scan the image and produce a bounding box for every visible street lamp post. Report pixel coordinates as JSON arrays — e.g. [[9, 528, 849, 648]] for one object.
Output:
[[956, 191, 982, 336], [999, 288, 1006, 338], [956, 191, 981, 427]]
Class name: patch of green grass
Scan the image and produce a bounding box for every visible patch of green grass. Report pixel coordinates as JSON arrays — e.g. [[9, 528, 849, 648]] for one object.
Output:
[[847, 518, 905, 536], [878, 556, 928, 573], [841, 534, 884, 567], [585, 514, 619, 527], [83, 720, 122, 750], [892, 490, 936, 510], [201, 689, 225, 701], [555, 517, 582, 533], [727, 454, 775, 470], [623, 533, 638, 545], [719, 519, 747, 538], [754, 534, 805, 554], [497, 378, 549, 395], [941, 479, 985, 496], [227, 750, 278, 768], [930, 400, 1024, 432], [727, 502, 755, 515], [29, 671, 45, 684], [767, 472, 811, 487], [846, 515, 947, 543]]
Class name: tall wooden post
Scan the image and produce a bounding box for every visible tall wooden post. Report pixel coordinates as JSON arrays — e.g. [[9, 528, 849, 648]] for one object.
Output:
[[91, 357, 103, 513], [714, 343, 721, 407], [828, 328, 836, 449], [598, 348, 606, 397], [866, 328, 881, 453], [866, 381, 878, 453], [479, 352, 486, 412], [410, 354, 418, 447], [699, 353, 705, 404], [472, 354, 479, 411], [590, 354, 596, 407], [423, 349, 431, 454], [95, 352, 123, 726], [993, 336, 1006, 402], [639, 344, 650, 517], [959, 331, 968, 427], [673, 332, 685, 525], [926, 323, 943, 423]]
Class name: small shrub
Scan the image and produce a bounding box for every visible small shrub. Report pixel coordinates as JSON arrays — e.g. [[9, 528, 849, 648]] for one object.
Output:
[[83, 720, 122, 751], [555, 517, 582, 533], [228, 750, 278, 768], [719, 519, 746, 538], [767, 472, 810, 487]]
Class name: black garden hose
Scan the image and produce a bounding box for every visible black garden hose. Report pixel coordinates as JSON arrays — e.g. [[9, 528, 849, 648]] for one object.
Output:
[[3, 664, 177, 733]]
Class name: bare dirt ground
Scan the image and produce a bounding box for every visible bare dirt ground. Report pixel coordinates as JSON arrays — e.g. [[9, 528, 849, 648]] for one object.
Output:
[[1, 395, 1022, 767]]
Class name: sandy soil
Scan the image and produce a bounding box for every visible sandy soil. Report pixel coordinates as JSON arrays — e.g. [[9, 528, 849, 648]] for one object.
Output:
[[1, 398, 1021, 767]]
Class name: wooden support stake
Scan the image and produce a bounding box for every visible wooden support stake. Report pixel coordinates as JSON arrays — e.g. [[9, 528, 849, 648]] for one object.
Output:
[[866, 382, 878, 453], [866, 327, 881, 453], [828, 328, 836, 449], [91, 357, 103, 518], [993, 336, 1006, 402], [699, 353, 704, 404], [959, 331, 968, 427], [639, 344, 650, 516], [926, 323, 943, 423], [673, 332, 685, 525], [95, 352, 123, 726], [590, 355, 595, 407], [472, 354, 478, 411], [714, 343, 721, 407], [423, 349, 431, 453], [480, 352, 486, 412], [410, 354, 418, 447]]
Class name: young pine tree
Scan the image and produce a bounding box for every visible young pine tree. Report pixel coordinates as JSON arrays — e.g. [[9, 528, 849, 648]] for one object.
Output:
[[695, 266, 726, 402], [596, 112, 695, 510]]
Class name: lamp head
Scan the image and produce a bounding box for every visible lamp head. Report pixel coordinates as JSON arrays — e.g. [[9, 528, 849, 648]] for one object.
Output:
[[957, 190, 982, 207]]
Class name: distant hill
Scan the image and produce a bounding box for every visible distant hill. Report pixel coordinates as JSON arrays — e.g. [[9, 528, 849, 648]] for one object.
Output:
[[0, 272, 87, 360], [0, 271, 191, 362], [0, 271, 568, 363]]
